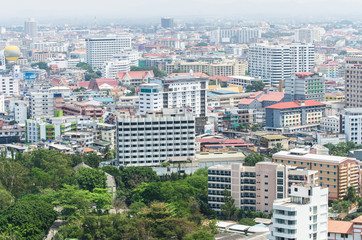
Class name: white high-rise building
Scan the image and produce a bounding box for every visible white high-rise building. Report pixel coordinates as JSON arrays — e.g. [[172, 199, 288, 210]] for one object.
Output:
[[24, 18, 37, 39], [116, 110, 195, 166], [0, 51, 5, 70], [211, 28, 260, 44], [343, 108, 362, 145], [268, 184, 328, 240], [85, 35, 132, 68], [139, 83, 163, 115], [29, 91, 54, 118], [0, 76, 20, 96], [102, 59, 130, 79], [249, 43, 315, 86]]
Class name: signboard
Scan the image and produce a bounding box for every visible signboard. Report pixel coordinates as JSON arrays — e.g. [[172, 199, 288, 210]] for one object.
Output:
[[24, 72, 36, 81]]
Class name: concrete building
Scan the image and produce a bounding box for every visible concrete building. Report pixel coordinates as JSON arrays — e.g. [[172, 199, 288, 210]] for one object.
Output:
[[268, 184, 328, 240], [139, 83, 163, 115], [285, 72, 325, 102], [0, 76, 20, 96], [318, 59, 339, 79], [208, 162, 318, 213], [342, 108, 362, 145], [116, 110, 195, 166], [345, 55, 362, 108], [161, 17, 174, 28], [249, 43, 314, 86], [228, 76, 271, 88], [260, 134, 289, 150], [328, 217, 362, 240], [273, 149, 359, 200], [86, 35, 132, 68], [24, 18, 37, 39], [320, 116, 340, 133], [102, 58, 130, 79], [316, 133, 346, 145], [29, 91, 55, 118], [0, 51, 5, 71], [265, 100, 326, 129], [9, 100, 27, 124], [211, 28, 260, 44]]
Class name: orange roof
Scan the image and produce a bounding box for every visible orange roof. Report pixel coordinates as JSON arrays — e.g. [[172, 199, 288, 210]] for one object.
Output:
[[238, 98, 256, 105], [352, 216, 362, 224], [265, 100, 325, 109], [328, 220, 353, 234], [258, 92, 284, 102], [83, 148, 95, 153], [295, 72, 315, 78]]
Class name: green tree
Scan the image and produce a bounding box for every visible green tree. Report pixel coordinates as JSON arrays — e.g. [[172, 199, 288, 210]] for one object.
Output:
[[0, 188, 14, 211], [31, 62, 50, 71], [221, 189, 236, 220], [238, 218, 256, 226], [76, 167, 107, 192], [184, 230, 214, 240], [0, 161, 29, 196], [246, 81, 265, 92], [244, 153, 264, 166], [345, 186, 357, 202], [83, 152, 102, 168], [250, 124, 260, 131]]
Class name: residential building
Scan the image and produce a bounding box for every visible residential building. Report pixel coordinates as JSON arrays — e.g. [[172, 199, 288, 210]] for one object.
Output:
[[268, 184, 328, 240], [116, 110, 195, 166], [316, 133, 346, 145], [249, 43, 314, 86], [328, 217, 362, 240], [86, 35, 132, 68], [285, 72, 325, 102], [324, 92, 345, 102], [24, 18, 37, 39], [0, 51, 5, 70], [342, 108, 362, 145], [208, 162, 318, 213], [318, 59, 339, 79], [117, 71, 154, 86], [273, 149, 359, 200], [265, 100, 326, 130], [9, 100, 27, 124], [139, 83, 163, 115], [161, 17, 174, 28], [228, 76, 271, 88], [210, 28, 260, 44], [260, 135, 289, 150], [320, 116, 340, 133], [345, 54, 362, 108], [102, 58, 130, 79], [29, 91, 55, 118], [0, 76, 20, 96]]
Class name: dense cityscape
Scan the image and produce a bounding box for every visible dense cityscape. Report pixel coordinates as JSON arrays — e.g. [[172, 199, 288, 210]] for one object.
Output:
[[0, 8, 362, 240]]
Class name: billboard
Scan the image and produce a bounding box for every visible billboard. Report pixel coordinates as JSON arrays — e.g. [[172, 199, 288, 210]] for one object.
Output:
[[204, 124, 214, 135], [24, 72, 36, 81]]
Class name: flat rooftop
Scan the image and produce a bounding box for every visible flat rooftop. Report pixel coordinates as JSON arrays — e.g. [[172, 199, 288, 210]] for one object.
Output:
[[274, 151, 356, 164]]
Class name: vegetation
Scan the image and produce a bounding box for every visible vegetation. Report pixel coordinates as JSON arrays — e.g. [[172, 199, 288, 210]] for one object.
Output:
[[245, 81, 265, 92], [31, 62, 50, 71], [76, 62, 101, 80], [130, 66, 167, 78], [244, 153, 264, 166], [221, 189, 236, 220], [324, 141, 358, 156]]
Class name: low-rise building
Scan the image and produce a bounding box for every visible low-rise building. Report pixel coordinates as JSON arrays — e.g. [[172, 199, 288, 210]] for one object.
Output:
[[260, 134, 289, 150]]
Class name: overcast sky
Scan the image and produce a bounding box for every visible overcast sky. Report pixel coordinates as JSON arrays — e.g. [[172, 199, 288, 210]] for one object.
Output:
[[1, 0, 362, 23]]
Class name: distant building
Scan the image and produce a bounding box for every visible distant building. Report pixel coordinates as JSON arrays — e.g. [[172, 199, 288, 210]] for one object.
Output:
[[0, 76, 20, 96], [345, 55, 362, 108], [268, 184, 328, 240], [86, 35, 132, 68], [29, 91, 55, 118], [342, 108, 362, 145], [24, 18, 37, 39], [211, 28, 260, 44], [161, 17, 174, 28], [285, 72, 325, 102], [320, 115, 340, 133]]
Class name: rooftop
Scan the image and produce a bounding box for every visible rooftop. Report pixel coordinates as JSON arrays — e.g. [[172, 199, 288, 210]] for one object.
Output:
[[265, 100, 325, 109], [273, 150, 356, 164], [261, 134, 288, 140], [328, 220, 353, 234]]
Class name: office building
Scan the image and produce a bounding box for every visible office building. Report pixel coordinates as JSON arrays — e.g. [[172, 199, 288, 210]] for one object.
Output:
[[342, 108, 362, 145], [0, 76, 20, 96], [207, 162, 317, 213], [249, 43, 314, 86], [285, 72, 325, 102], [29, 91, 55, 118], [24, 18, 37, 39], [161, 17, 174, 28], [139, 83, 163, 115], [86, 35, 132, 68], [265, 100, 326, 130], [116, 110, 195, 166], [345, 55, 362, 108], [273, 148, 359, 200], [268, 184, 328, 240], [210, 28, 260, 44]]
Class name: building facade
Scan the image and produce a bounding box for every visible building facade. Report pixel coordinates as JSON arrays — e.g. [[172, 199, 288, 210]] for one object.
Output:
[[342, 108, 362, 145], [24, 18, 37, 39], [29, 91, 55, 118], [139, 83, 163, 115], [285, 72, 325, 102], [345, 55, 362, 108], [0, 76, 20, 96]]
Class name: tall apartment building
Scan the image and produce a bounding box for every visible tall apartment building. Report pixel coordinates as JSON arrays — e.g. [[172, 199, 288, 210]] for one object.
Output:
[[207, 162, 317, 213], [342, 108, 362, 145], [0, 76, 20, 96], [345, 55, 362, 108], [139, 83, 163, 115], [24, 18, 37, 39], [273, 148, 359, 200], [318, 59, 339, 79], [161, 17, 174, 28], [249, 43, 314, 86], [116, 110, 195, 166], [29, 92, 55, 118], [265, 100, 326, 130], [102, 59, 130, 79], [86, 35, 132, 68], [26, 119, 75, 143], [268, 184, 328, 240], [211, 28, 260, 44], [285, 72, 325, 102], [161, 76, 208, 117]]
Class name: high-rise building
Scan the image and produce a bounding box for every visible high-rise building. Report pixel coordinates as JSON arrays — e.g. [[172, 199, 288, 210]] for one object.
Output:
[[0, 51, 5, 70], [344, 54, 362, 108], [161, 17, 174, 28], [139, 84, 163, 115], [24, 18, 37, 39], [342, 108, 362, 145], [86, 35, 132, 68], [273, 148, 359, 200], [210, 28, 260, 44], [0, 76, 20, 96], [268, 184, 328, 240], [116, 110, 195, 166], [29, 91, 55, 118], [249, 43, 314, 86], [285, 72, 325, 102], [207, 162, 318, 213]]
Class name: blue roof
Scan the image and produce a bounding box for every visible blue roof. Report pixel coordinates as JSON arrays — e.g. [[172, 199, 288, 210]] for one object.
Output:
[[84, 97, 115, 103], [210, 90, 238, 95]]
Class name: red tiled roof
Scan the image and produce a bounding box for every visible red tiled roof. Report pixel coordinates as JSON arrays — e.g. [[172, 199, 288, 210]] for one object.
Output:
[[250, 91, 263, 99], [258, 92, 284, 102], [238, 98, 256, 105], [207, 106, 214, 111], [351, 216, 362, 224], [195, 138, 223, 143], [328, 220, 353, 234], [222, 139, 246, 144], [95, 78, 118, 87], [77, 82, 90, 88], [209, 75, 231, 82], [117, 71, 154, 80], [295, 72, 315, 78], [265, 100, 326, 109]]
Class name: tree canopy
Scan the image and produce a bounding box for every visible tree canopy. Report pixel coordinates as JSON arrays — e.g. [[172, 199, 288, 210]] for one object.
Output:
[[245, 81, 265, 92], [244, 153, 264, 166]]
